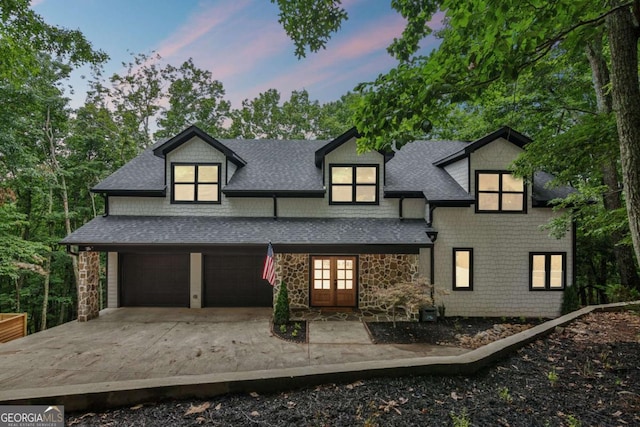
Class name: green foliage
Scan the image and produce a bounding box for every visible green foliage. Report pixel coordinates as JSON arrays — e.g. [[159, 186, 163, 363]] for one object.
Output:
[[376, 277, 432, 327], [547, 368, 559, 386], [0, 202, 48, 280], [155, 58, 231, 139], [450, 408, 471, 427], [561, 285, 581, 315], [498, 387, 513, 404], [606, 283, 640, 303], [274, 282, 290, 325], [272, 0, 348, 58]]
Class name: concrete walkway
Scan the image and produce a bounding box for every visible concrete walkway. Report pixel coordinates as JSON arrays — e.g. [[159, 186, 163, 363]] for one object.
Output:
[[0, 307, 465, 393]]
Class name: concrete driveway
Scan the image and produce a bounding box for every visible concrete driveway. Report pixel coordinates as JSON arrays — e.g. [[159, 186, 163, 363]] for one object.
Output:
[[0, 307, 467, 393]]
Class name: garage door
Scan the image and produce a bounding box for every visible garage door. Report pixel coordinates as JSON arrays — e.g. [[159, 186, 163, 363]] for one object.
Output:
[[204, 250, 273, 307], [120, 253, 190, 307]]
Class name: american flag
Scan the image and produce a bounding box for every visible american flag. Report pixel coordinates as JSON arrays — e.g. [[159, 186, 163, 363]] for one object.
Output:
[[262, 242, 276, 286]]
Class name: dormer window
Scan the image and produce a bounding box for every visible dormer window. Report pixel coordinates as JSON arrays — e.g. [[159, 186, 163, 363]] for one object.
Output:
[[476, 171, 525, 213], [329, 164, 378, 204], [172, 163, 220, 203]]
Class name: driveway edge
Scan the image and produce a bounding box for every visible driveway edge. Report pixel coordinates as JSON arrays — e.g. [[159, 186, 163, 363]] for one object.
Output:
[[0, 301, 636, 412]]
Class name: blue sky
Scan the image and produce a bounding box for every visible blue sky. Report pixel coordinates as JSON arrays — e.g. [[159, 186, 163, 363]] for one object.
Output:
[[32, 0, 441, 109]]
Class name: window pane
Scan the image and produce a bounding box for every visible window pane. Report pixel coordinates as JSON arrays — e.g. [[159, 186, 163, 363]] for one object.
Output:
[[337, 279, 345, 290], [198, 165, 218, 182], [478, 173, 499, 191], [455, 250, 470, 288], [345, 279, 353, 289], [322, 279, 330, 289], [355, 185, 376, 202], [550, 255, 564, 288], [174, 165, 195, 183], [478, 193, 499, 210], [314, 259, 322, 269], [356, 167, 376, 183], [314, 279, 323, 289], [346, 260, 353, 269], [332, 185, 353, 202], [337, 270, 345, 279], [532, 255, 546, 288], [198, 184, 218, 201], [322, 259, 330, 269], [174, 184, 195, 201], [502, 193, 524, 211], [337, 259, 345, 269], [331, 166, 353, 184], [502, 173, 523, 191], [346, 270, 353, 280]]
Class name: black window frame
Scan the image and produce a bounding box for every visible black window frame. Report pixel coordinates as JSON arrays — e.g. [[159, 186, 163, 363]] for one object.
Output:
[[452, 248, 474, 291], [329, 164, 379, 205], [171, 162, 221, 204], [529, 252, 566, 291], [475, 170, 527, 213]]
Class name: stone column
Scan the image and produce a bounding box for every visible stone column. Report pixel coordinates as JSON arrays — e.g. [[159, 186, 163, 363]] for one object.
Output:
[[78, 251, 100, 322]]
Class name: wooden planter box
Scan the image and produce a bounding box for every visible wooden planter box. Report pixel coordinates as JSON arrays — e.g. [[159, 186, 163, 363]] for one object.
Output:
[[0, 313, 27, 343]]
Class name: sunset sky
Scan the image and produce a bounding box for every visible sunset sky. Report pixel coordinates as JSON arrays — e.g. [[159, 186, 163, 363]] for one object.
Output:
[[32, 0, 441, 109]]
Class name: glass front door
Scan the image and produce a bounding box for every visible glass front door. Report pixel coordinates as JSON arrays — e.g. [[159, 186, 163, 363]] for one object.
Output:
[[310, 256, 357, 307]]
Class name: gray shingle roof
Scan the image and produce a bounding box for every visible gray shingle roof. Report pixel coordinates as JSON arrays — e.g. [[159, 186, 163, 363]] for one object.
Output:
[[532, 171, 576, 204], [60, 216, 432, 246], [92, 147, 165, 193], [221, 140, 327, 192], [385, 140, 474, 202], [90, 127, 571, 203]]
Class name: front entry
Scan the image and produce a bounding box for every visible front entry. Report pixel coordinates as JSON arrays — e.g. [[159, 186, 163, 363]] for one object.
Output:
[[310, 256, 357, 307]]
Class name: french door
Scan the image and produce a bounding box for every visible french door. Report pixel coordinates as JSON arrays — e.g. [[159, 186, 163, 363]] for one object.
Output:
[[310, 256, 357, 307]]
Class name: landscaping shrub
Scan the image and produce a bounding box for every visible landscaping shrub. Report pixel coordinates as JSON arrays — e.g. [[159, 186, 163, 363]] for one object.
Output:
[[273, 282, 290, 325]]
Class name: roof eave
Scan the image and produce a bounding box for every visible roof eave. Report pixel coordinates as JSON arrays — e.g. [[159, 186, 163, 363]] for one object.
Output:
[[222, 190, 326, 198], [90, 188, 166, 197], [152, 125, 247, 167]]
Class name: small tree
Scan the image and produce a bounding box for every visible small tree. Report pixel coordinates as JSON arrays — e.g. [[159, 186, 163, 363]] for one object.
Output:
[[377, 277, 432, 327], [273, 281, 290, 325]]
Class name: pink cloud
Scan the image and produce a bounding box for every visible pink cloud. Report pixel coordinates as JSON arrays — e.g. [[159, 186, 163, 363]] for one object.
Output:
[[244, 13, 407, 100], [154, 0, 252, 60]]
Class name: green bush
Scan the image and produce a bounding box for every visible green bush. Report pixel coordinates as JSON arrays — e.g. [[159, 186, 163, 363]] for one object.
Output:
[[273, 282, 290, 325], [606, 283, 640, 303], [561, 285, 581, 315]]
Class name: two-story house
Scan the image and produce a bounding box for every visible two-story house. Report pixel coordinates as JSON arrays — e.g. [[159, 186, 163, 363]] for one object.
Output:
[[62, 125, 574, 321]]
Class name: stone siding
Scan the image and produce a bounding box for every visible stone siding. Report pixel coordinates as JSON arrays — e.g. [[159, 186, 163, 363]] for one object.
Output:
[[78, 251, 100, 322], [275, 253, 308, 308], [275, 253, 421, 319], [359, 254, 421, 319]]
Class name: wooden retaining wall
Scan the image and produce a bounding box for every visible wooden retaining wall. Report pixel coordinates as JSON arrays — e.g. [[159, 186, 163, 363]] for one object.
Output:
[[0, 313, 27, 343]]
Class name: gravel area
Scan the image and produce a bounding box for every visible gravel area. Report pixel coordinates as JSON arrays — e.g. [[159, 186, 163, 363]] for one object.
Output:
[[67, 310, 640, 427]]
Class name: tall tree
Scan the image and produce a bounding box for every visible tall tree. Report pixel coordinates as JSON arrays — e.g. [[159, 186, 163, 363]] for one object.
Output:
[[155, 59, 230, 139], [275, 0, 640, 272]]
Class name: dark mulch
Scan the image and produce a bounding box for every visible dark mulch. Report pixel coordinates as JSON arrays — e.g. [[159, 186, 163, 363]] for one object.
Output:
[[67, 311, 640, 427], [365, 317, 540, 345], [271, 321, 307, 343]]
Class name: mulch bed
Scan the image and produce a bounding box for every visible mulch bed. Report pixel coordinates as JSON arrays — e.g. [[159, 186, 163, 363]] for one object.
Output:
[[271, 320, 307, 343], [365, 317, 542, 346], [67, 311, 640, 426]]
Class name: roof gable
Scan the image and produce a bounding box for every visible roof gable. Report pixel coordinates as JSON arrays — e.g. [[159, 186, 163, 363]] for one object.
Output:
[[433, 126, 531, 167], [152, 125, 246, 167], [314, 127, 392, 167]]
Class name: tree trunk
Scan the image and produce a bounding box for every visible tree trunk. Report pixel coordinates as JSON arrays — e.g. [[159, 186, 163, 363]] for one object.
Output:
[[585, 35, 640, 290], [40, 187, 54, 331], [607, 3, 640, 277], [45, 108, 80, 289]]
